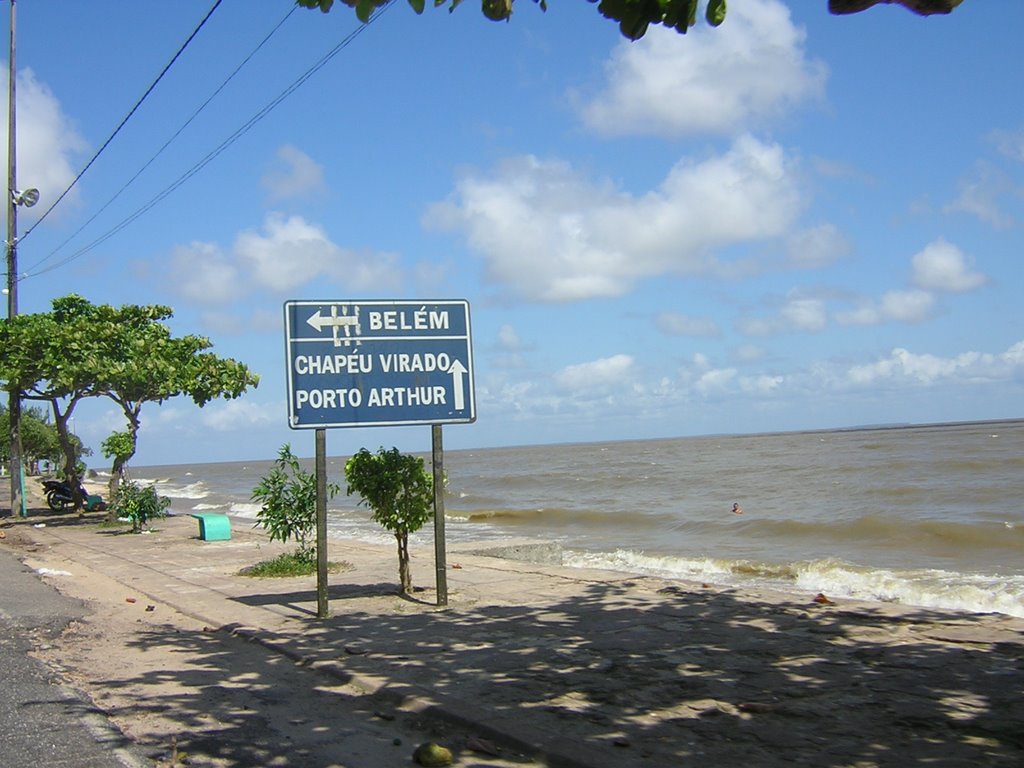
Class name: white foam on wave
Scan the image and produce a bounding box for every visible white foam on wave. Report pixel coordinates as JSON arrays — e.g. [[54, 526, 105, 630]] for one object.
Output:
[[565, 549, 735, 581], [133, 476, 172, 486], [192, 502, 228, 511], [793, 561, 1024, 618], [562, 548, 1024, 618], [229, 502, 262, 518], [138, 477, 209, 500]]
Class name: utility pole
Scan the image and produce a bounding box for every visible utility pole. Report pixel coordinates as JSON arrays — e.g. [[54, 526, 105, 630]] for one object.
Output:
[[5, 0, 22, 518]]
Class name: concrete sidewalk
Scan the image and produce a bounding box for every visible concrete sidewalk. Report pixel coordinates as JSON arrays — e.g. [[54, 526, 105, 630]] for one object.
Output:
[[2, 506, 644, 767], [4, 494, 1024, 768]]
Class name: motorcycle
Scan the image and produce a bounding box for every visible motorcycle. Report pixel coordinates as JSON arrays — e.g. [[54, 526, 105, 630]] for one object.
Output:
[[42, 479, 105, 512]]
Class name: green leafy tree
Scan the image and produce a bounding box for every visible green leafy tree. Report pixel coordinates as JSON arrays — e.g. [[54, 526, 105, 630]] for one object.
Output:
[[0, 295, 259, 512], [0, 404, 76, 473], [113, 480, 170, 533], [345, 447, 434, 595], [296, 0, 962, 42], [253, 444, 340, 564]]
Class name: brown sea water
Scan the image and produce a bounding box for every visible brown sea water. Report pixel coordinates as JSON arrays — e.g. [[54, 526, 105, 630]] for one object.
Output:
[[133, 420, 1024, 616]]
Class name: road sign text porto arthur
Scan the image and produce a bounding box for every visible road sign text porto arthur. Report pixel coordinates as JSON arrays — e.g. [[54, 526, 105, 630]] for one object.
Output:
[[295, 385, 448, 411]]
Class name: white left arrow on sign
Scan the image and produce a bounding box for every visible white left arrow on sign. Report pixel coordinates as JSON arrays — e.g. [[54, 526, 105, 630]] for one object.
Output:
[[307, 306, 361, 347]]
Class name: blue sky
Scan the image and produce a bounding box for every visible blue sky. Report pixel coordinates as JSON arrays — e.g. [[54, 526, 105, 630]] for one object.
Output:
[[5, 0, 1022, 467]]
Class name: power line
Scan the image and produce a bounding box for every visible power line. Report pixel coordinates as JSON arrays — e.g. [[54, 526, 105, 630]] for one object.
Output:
[[25, 4, 296, 275], [19, 0, 224, 242], [24, 2, 393, 279]]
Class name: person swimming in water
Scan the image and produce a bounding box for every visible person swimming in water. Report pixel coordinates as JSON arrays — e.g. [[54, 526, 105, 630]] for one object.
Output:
[[732, 502, 743, 514]]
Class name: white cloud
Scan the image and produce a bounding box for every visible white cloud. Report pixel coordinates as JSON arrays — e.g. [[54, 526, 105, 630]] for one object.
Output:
[[554, 354, 634, 391], [577, 0, 827, 138], [656, 311, 720, 337], [734, 344, 767, 362], [426, 135, 802, 302], [836, 289, 935, 327], [833, 241, 980, 328], [198, 310, 247, 336], [910, 238, 986, 293], [846, 341, 1024, 387], [261, 144, 326, 202], [943, 162, 1016, 228], [780, 297, 827, 332], [989, 126, 1024, 163], [236, 214, 373, 291], [497, 323, 524, 350], [168, 213, 403, 304], [695, 367, 737, 395], [737, 294, 827, 336], [786, 224, 850, 268], [878, 290, 935, 323], [169, 242, 244, 303], [199, 398, 278, 432], [492, 323, 529, 368], [2, 66, 86, 222], [739, 374, 784, 394]]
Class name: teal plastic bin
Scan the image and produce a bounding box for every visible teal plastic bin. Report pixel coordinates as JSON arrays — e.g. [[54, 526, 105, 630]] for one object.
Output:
[[190, 513, 231, 541]]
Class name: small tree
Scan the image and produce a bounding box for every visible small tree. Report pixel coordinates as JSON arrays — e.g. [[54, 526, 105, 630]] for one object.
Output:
[[0, 295, 258, 512], [252, 444, 339, 564], [113, 481, 170, 533], [345, 447, 434, 595], [101, 431, 134, 507], [1, 404, 70, 474]]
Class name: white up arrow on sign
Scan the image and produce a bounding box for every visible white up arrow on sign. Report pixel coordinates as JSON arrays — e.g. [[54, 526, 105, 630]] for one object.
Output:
[[449, 359, 468, 411]]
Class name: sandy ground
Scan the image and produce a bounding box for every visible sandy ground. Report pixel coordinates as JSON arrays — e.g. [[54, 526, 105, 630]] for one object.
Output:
[[2, 475, 1024, 768]]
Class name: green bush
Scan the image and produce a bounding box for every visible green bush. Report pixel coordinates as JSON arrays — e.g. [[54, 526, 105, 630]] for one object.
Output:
[[345, 447, 433, 594], [252, 444, 339, 564], [239, 552, 353, 578], [113, 481, 170, 533]]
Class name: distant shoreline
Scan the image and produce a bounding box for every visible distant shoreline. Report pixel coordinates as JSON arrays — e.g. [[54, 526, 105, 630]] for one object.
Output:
[[127, 416, 1024, 470]]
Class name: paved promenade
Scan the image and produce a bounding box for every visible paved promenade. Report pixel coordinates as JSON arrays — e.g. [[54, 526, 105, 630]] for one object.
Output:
[[2, 484, 1023, 767]]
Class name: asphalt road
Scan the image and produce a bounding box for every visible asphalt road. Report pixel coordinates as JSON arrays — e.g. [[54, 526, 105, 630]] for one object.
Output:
[[0, 546, 151, 767]]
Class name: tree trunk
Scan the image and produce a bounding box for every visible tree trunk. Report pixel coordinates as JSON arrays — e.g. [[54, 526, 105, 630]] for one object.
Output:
[[106, 457, 125, 523], [107, 401, 142, 522], [396, 532, 412, 594], [53, 406, 84, 513]]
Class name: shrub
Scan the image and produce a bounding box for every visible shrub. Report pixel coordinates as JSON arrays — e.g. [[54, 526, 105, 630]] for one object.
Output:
[[345, 447, 433, 594], [252, 444, 339, 564], [113, 481, 170, 533]]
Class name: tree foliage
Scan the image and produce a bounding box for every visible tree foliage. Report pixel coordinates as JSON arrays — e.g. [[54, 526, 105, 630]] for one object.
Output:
[[252, 444, 339, 563], [0, 404, 86, 473], [112, 480, 171, 533], [0, 295, 259, 511], [345, 447, 434, 594], [296, 0, 963, 42]]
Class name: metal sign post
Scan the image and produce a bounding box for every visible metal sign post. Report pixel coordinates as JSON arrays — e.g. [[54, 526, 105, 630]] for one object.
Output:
[[315, 428, 328, 618], [432, 424, 448, 606]]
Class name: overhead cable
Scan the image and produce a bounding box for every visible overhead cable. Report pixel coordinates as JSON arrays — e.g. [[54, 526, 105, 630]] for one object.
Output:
[[19, 0, 224, 242], [25, 4, 296, 275], [24, 2, 393, 279]]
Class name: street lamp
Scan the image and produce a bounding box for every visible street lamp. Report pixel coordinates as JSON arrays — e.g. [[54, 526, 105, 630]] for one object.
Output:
[[5, 0, 38, 517], [5, 186, 37, 518]]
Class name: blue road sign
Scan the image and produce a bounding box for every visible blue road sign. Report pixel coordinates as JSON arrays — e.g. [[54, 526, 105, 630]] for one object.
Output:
[[284, 300, 476, 429]]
